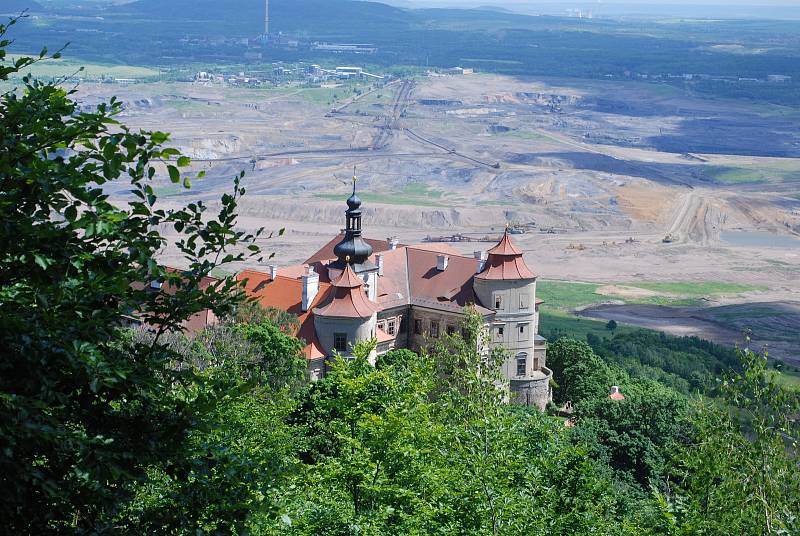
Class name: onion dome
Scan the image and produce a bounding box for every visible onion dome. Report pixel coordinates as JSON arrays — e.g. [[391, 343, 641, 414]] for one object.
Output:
[[314, 261, 379, 318], [333, 171, 374, 266], [475, 228, 536, 280]]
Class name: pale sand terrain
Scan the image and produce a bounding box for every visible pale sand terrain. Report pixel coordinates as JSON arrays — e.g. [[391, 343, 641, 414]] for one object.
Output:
[[73, 73, 800, 360]]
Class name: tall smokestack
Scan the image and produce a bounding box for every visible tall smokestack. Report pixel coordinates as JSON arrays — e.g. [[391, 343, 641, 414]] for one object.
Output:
[[264, 0, 269, 37]]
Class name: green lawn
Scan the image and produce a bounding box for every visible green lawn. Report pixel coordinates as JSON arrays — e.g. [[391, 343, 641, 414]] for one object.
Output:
[[537, 281, 602, 310], [634, 281, 762, 297], [537, 279, 765, 311]]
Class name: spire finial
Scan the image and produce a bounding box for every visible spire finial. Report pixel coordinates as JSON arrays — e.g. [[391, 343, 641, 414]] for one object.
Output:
[[352, 165, 357, 195]]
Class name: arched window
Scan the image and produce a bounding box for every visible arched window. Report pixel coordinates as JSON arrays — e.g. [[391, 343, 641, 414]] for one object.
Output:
[[516, 352, 528, 376]]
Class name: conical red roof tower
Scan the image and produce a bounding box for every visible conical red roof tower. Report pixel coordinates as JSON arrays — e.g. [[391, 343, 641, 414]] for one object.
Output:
[[314, 262, 379, 318], [476, 229, 536, 280]]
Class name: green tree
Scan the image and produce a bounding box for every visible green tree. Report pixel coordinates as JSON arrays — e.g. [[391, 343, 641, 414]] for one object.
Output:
[[659, 348, 800, 535], [574, 379, 689, 487], [548, 338, 613, 405], [0, 24, 270, 532], [277, 340, 443, 534], [121, 326, 301, 534]]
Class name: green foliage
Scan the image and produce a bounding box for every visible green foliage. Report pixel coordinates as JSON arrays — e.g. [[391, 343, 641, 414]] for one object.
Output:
[[235, 322, 307, 390], [574, 379, 690, 487], [661, 348, 800, 535], [547, 338, 614, 406], [265, 311, 649, 535], [0, 24, 267, 532], [587, 330, 741, 394]]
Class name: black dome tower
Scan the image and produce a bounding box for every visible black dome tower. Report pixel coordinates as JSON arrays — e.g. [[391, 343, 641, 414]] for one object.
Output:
[[332, 171, 374, 270]]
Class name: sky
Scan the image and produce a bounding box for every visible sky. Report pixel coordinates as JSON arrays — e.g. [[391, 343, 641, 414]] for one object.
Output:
[[405, 0, 799, 5], [388, 0, 800, 19]]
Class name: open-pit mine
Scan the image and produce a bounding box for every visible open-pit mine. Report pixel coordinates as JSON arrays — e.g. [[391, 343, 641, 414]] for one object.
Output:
[[85, 73, 800, 363]]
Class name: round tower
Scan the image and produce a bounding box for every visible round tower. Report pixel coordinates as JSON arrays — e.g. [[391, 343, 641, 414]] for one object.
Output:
[[473, 229, 551, 409], [314, 259, 379, 364]]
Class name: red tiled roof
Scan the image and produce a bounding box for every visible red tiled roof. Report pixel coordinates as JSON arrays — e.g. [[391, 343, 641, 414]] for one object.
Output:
[[304, 233, 396, 264], [476, 232, 536, 281], [314, 264, 379, 318], [331, 263, 364, 288], [406, 247, 493, 315], [487, 231, 523, 256], [237, 269, 331, 360]]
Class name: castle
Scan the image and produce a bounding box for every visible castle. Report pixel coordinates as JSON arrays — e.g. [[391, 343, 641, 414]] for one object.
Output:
[[238, 180, 552, 409]]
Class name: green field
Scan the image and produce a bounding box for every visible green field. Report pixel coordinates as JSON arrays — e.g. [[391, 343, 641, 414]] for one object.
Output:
[[540, 310, 640, 341], [501, 129, 561, 143], [537, 279, 764, 311], [6, 54, 160, 81], [705, 161, 800, 184], [317, 183, 446, 207]]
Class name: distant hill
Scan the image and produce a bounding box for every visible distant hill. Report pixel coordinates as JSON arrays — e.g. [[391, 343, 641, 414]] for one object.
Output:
[[1, 0, 43, 14], [114, 0, 416, 36]]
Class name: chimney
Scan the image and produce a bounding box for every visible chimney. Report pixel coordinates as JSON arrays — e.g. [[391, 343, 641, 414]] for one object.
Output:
[[474, 251, 486, 273], [301, 265, 319, 312], [376, 254, 384, 276], [264, 0, 269, 36], [436, 254, 449, 272], [268, 264, 278, 280], [388, 237, 399, 250]]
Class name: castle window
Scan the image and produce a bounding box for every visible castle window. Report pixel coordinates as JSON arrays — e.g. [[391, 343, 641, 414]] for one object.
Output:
[[387, 319, 396, 336], [518, 323, 529, 341], [496, 325, 504, 339], [414, 319, 422, 335], [516, 353, 527, 376], [334, 333, 348, 352], [446, 324, 457, 336], [494, 294, 503, 310], [519, 294, 530, 310], [378, 320, 386, 332], [430, 321, 440, 338]]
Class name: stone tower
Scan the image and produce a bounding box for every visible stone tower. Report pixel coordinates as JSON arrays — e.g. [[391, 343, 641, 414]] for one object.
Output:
[[473, 229, 551, 409], [314, 261, 379, 363]]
